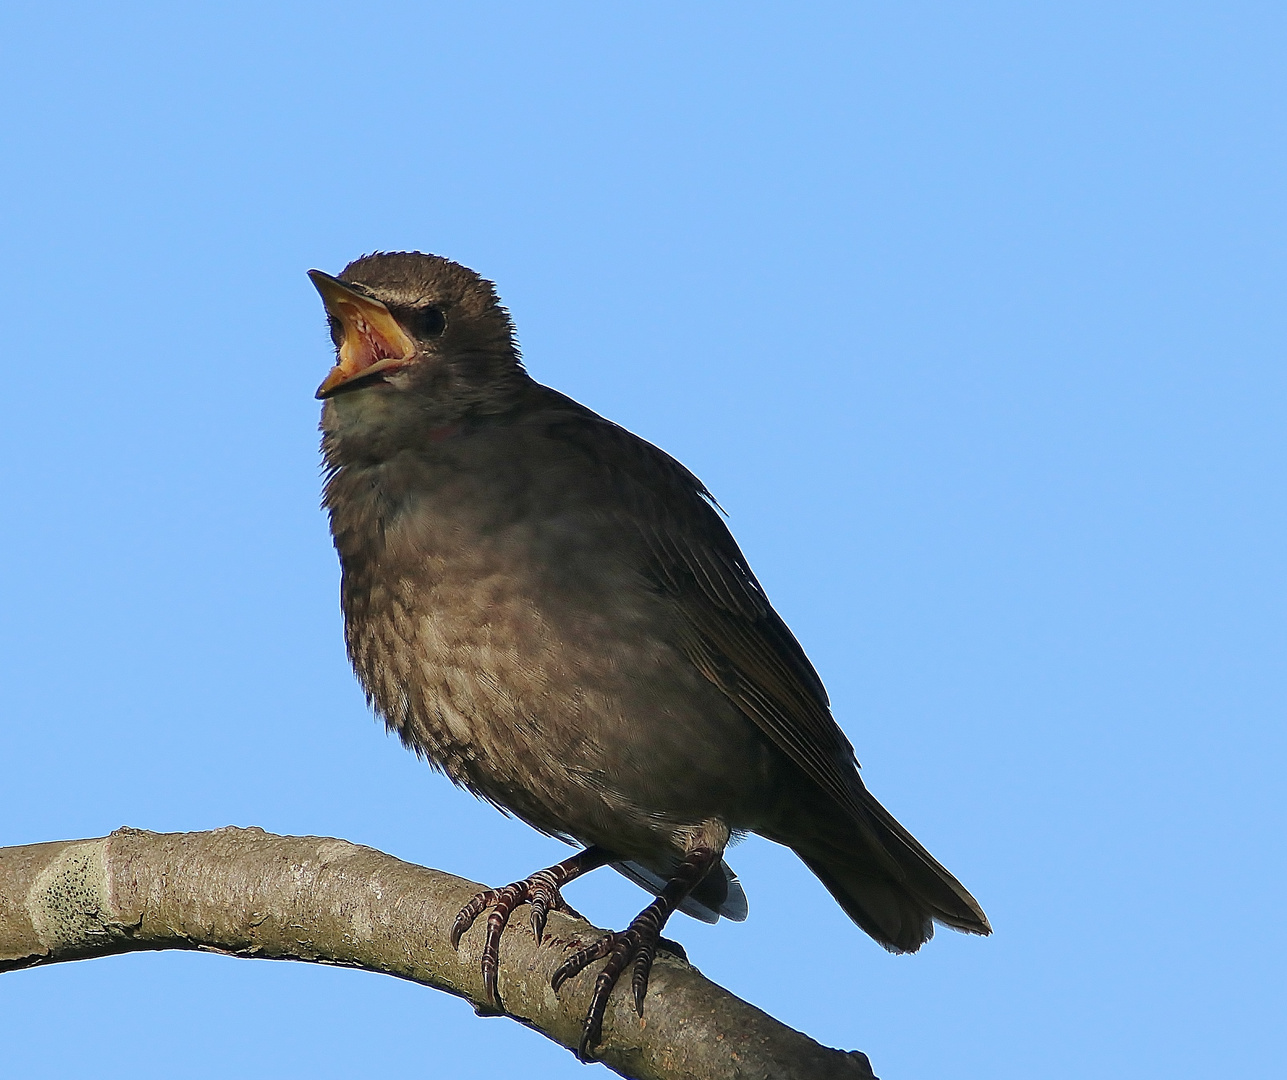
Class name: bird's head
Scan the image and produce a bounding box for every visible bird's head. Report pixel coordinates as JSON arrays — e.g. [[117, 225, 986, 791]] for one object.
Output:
[[310, 252, 525, 448]]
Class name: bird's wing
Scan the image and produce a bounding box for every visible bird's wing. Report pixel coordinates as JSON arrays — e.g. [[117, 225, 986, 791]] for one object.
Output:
[[645, 493, 871, 819], [547, 400, 869, 821]]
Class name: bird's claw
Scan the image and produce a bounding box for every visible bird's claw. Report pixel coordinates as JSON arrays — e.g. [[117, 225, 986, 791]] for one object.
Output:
[[526, 868, 561, 944], [631, 940, 657, 1016], [450, 889, 498, 950], [450, 849, 614, 1010], [551, 917, 664, 1060], [550, 932, 619, 993], [546, 846, 718, 1059], [452, 876, 561, 1008]]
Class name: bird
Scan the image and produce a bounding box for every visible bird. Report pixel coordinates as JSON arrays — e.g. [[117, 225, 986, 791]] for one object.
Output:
[[309, 251, 990, 1058]]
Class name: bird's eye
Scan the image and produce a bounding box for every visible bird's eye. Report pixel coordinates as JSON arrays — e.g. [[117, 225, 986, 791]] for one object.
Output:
[[409, 306, 447, 339], [327, 315, 345, 348]]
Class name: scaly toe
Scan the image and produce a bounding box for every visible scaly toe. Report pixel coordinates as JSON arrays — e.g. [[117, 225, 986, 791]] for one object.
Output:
[[450, 889, 499, 950], [551, 933, 619, 993], [631, 942, 656, 1017]]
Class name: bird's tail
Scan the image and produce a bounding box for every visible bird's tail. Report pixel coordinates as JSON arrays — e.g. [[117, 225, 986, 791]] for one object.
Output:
[[777, 786, 991, 954], [613, 857, 749, 924]]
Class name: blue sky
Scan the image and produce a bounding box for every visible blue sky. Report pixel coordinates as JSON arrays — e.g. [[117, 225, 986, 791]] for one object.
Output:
[[1, 4, 1282, 1077]]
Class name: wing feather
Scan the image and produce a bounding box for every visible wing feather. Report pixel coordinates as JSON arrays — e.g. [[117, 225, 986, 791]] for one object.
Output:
[[549, 402, 869, 821]]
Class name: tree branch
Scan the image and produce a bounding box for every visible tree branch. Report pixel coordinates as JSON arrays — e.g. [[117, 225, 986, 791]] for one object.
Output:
[[0, 827, 876, 1080]]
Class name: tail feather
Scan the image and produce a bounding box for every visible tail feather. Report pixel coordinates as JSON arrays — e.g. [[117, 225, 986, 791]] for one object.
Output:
[[612, 857, 749, 924], [797, 853, 935, 953], [778, 785, 991, 953]]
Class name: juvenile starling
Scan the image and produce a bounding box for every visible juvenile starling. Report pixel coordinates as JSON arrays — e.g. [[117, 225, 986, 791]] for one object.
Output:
[[311, 252, 990, 1057]]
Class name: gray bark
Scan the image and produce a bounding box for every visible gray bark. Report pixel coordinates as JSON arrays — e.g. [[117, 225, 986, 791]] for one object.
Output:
[[0, 827, 876, 1080]]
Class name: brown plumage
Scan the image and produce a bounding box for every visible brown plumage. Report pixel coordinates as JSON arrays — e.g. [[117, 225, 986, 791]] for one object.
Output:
[[311, 251, 990, 1057]]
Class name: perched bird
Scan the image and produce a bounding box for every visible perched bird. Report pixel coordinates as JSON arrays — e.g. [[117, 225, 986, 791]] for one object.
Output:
[[310, 252, 990, 1057]]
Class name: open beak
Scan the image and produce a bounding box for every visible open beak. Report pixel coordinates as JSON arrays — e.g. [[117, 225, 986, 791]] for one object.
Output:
[[309, 270, 417, 399]]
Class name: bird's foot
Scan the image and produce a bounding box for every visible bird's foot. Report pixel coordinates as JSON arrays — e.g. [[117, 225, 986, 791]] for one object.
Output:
[[550, 845, 720, 1061], [450, 846, 611, 1008], [551, 916, 661, 1059]]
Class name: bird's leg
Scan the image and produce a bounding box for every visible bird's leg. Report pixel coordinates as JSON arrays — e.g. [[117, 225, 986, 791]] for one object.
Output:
[[450, 845, 613, 1007], [551, 845, 720, 1061]]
